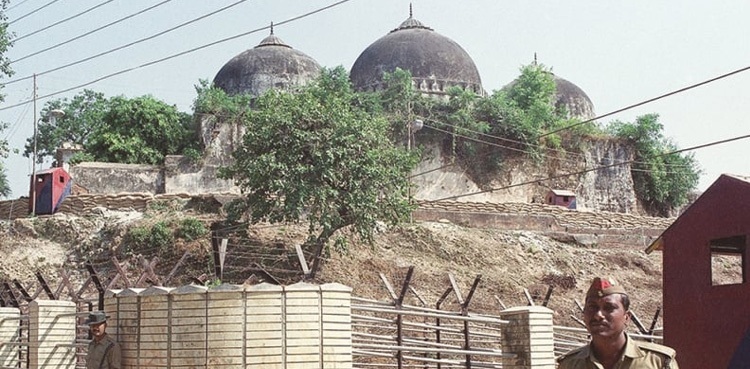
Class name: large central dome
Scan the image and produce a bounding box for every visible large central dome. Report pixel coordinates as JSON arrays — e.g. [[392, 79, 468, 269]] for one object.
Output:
[[213, 30, 321, 97], [350, 11, 484, 97]]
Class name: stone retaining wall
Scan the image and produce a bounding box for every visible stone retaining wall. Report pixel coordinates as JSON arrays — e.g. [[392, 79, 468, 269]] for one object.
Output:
[[1, 194, 672, 248], [414, 200, 672, 248]]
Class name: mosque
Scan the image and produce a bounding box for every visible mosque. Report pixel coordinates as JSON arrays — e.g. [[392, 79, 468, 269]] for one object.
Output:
[[196, 8, 633, 209], [69, 7, 638, 213]]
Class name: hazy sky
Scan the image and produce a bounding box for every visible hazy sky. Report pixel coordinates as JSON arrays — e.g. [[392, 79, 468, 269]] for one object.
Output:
[[2, 0, 749, 198]]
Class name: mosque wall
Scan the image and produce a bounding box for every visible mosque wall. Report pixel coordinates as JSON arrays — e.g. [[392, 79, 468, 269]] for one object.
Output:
[[576, 139, 638, 213], [63, 135, 638, 214], [412, 140, 639, 213], [70, 162, 165, 195], [164, 155, 238, 195]]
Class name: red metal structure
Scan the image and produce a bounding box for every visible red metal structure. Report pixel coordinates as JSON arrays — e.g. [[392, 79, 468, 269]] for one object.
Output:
[[545, 189, 576, 209], [646, 174, 750, 369], [28, 167, 72, 215]]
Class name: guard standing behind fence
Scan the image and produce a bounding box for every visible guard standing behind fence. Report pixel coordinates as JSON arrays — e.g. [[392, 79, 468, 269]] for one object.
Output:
[[85, 311, 122, 369], [557, 277, 678, 369]]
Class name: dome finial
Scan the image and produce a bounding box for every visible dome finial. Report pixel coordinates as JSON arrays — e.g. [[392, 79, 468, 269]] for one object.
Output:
[[257, 23, 290, 48], [394, 2, 431, 32]]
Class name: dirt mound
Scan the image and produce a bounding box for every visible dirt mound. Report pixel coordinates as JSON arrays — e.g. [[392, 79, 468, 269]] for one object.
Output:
[[319, 221, 664, 326], [2, 210, 666, 327]]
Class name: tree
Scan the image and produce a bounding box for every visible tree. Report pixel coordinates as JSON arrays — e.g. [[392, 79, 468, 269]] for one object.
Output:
[[87, 95, 197, 164], [0, 1, 14, 197], [27, 90, 108, 163], [480, 63, 576, 150], [219, 67, 419, 276], [25, 91, 199, 165], [607, 114, 700, 215]]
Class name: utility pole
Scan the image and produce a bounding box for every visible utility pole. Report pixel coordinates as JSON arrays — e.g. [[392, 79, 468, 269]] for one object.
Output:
[[31, 74, 37, 216]]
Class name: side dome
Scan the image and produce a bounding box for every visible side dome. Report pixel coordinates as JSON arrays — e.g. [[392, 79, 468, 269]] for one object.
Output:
[[552, 75, 596, 120], [503, 61, 596, 121], [213, 31, 321, 97], [349, 12, 484, 97]]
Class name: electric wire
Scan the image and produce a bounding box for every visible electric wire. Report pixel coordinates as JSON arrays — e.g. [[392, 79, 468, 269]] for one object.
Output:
[[4, 0, 248, 85], [420, 122, 586, 169], [7, 0, 60, 25], [11, 0, 173, 64], [417, 122, 637, 181], [415, 117, 694, 174], [0, 0, 353, 112], [3, 88, 34, 141], [539, 64, 750, 139], [6, 0, 33, 12], [426, 132, 750, 203], [12, 0, 115, 43]]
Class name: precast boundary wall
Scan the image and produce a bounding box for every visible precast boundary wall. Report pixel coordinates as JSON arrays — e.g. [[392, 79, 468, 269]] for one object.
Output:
[[0, 281, 563, 369], [108, 282, 353, 369]]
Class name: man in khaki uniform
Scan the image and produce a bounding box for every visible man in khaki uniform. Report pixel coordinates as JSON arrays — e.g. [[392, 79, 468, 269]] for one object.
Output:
[[557, 277, 678, 369], [85, 311, 121, 369]]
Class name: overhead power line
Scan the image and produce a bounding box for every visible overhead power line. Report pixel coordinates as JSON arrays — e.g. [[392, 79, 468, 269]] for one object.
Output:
[[415, 117, 695, 175], [5, 0, 248, 85], [7, 0, 33, 12], [427, 132, 750, 203], [12, 0, 116, 44], [8, 0, 61, 25], [539, 64, 750, 138], [0, 0, 354, 111], [12, 1, 173, 64]]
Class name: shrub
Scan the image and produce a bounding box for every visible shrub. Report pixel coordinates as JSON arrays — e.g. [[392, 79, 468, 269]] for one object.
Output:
[[177, 217, 208, 241], [150, 221, 174, 253], [127, 226, 151, 248]]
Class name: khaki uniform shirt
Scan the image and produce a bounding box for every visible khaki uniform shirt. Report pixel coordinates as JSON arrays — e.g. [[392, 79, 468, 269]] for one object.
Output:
[[557, 335, 678, 369], [87, 334, 121, 369]]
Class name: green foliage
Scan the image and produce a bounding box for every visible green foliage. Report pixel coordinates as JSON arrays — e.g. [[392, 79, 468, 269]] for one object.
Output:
[[443, 87, 489, 157], [0, 0, 11, 80], [26, 90, 199, 165], [379, 68, 417, 118], [89, 95, 196, 164], [26, 90, 108, 163], [126, 221, 174, 251], [368, 62, 697, 216], [193, 79, 252, 118], [0, 162, 9, 198], [205, 279, 222, 288], [375, 68, 437, 140], [219, 67, 418, 269], [0, 1, 14, 197], [150, 221, 175, 253], [489, 63, 571, 150], [607, 114, 700, 215], [182, 147, 203, 163], [146, 199, 180, 213], [126, 226, 151, 248], [177, 217, 208, 241]]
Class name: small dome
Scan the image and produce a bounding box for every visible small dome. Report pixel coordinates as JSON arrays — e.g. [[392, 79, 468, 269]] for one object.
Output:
[[503, 62, 596, 121], [350, 11, 483, 97], [552, 75, 596, 120], [213, 30, 321, 97]]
